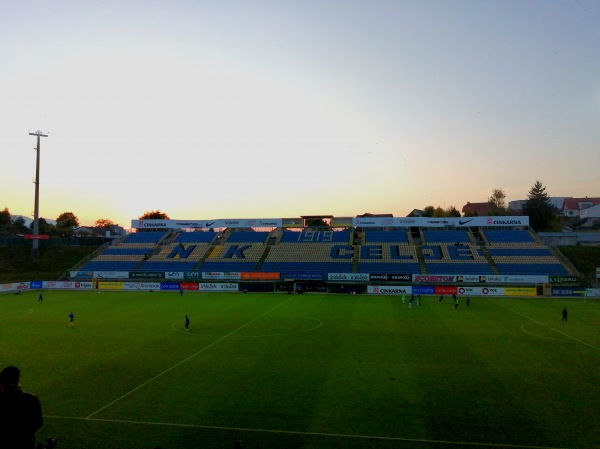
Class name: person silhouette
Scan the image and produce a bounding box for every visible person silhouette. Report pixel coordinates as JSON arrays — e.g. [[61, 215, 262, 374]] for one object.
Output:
[[0, 366, 43, 449]]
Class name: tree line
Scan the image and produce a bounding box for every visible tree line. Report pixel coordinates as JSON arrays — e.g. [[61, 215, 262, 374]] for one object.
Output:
[[0, 209, 169, 238], [1, 180, 562, 236], [412, 181, 561, 232]]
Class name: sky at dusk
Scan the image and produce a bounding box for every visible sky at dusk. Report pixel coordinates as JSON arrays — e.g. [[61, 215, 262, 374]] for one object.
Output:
[[1, 0, 599, 228]]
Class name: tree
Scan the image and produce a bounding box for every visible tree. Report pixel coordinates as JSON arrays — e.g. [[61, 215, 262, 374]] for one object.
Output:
[[432, 207, 446, 217], [12, 216, 28, 235], [446, 206, 461, 217], [95, 218, 114, 228], [139, 210, 170, 220], [488, 188, 508, 215], [0, 208, 11, 235], [56, 212, 79, 228], [55, 212, 79, 237], [522, 180, 557, 232], [421, 205, 460, 217], [422, 206, 435, 217], [31, 218, 57, 236]]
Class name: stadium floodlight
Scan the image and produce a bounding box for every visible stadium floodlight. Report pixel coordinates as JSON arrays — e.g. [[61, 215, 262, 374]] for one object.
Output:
[[29, 130, 48, 256]]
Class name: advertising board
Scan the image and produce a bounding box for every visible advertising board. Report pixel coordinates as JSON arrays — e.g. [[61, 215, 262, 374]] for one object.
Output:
[[367, 285, 411, 295], [504, 287, 536, 296], [328, 273, 370, 281], [202, 272, 240, 280], [98, 282, 124, 290], [456, 286, 504, 296]]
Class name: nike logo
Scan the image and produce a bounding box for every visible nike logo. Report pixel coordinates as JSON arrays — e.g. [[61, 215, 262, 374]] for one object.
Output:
[[205, 221, 216, 227], [458, 219, 474, 225]]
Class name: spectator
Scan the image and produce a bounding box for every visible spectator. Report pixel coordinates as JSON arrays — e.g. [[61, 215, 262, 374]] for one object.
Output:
[[0, 365, 43, 449]]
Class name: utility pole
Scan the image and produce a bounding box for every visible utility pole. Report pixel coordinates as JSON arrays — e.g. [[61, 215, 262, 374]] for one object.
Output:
[[29, 130, 48, 256]]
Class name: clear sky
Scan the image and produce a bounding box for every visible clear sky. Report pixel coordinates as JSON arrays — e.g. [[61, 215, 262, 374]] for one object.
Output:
[[2, 0, 599, 228]]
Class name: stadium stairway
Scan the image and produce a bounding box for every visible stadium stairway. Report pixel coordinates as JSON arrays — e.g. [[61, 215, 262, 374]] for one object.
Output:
[[195, 245, 219, 270], [351, 245, 360, 272], [467, 230, 478, 245], [479, 246, 501, 274], [256, 245, 272, 271], [477, 227, 490, 246], [415, 246, 427, 273]]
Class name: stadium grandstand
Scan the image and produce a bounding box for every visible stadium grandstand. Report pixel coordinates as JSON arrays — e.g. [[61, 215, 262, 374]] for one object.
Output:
[[70, 215, 578, 291]]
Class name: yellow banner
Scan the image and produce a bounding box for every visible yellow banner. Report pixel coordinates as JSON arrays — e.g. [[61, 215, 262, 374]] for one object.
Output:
[[98, 282, 124, 290], [505, 287, 536, 296]]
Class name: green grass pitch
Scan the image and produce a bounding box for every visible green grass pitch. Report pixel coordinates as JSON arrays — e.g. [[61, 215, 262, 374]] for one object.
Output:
[[1, 291, 598, 449]]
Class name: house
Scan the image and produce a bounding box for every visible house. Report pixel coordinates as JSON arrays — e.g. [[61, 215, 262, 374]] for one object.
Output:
[[74, 225, 126, 239], [580, 204, 600, 219], [562, 197, 600, 217], [508, 197, 566, 212]]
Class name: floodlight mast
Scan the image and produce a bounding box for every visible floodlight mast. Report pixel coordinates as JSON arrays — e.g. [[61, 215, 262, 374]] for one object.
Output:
[[29, 130, 48, 256]]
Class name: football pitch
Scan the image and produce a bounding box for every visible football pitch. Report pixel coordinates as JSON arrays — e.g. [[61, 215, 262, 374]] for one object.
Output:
[[1, 291, 598, 449]]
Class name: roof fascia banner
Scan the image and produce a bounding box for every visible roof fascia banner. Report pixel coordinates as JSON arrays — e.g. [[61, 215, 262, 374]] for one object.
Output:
[[131, 216, 529, 229], [352, 216, 529, 227], [132, 219, 283, 229]]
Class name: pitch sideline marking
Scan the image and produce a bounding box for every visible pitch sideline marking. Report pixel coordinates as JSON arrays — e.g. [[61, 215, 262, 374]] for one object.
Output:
[[85, 296, 294, 419], [510, 309, 599, 352], [45, 414, 569, 449]]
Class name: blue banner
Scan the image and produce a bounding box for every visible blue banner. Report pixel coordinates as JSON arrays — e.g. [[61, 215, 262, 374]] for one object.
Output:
[[280, 272, 323, 280], [551, 287, 586, 297], [413, 285, 435, 295]]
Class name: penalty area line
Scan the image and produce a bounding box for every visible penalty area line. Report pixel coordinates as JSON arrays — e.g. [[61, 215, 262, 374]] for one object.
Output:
[[44, 415, 569, 449], [510, 309, 599, 352]]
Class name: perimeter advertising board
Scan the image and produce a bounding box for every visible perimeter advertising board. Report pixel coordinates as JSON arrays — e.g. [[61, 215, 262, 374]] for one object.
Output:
[[435, 286, 457, 295], [202, 272, 240, 280], [413, 286, 435, 295], [413, 275, 456, 283], [160, 282, 180, 291], [416, 274, 548, 284], [43, 281, 93, 290], [504, 287, 536, 296], [281, 273, 323, 280], [367, 286, 411, 295], [98, 282, 124, 290], [241, 272, 280, 280], [122, 282, 161, 290], [457, 286, 504, 296], [549, 276, 579, 284], [369, 274, 411, 282], [551, 287, 587, 297], [328, 273, 370, 281], [130, 272, 165, 279], [0, 282, 30, 293], [95, 271, 129, 279], [70, 271, 94, 279], [199, 283, 238, 291]]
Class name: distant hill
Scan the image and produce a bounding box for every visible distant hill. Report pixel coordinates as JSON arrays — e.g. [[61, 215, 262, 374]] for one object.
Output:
[[12, 214, 57, 226]]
